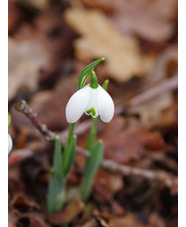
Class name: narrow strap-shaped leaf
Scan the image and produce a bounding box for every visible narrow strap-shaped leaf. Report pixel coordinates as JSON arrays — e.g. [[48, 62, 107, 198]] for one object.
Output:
[[63, 135, 77, 176], [53, 137, 63, 175], [102, 79, 109, 91], [78, 57, 104, 90], [47, 137, 66, 213], [47, 171, 66, 213], [62, 123, 75, 175], [8, 113, 12, 129], [80, 140, 104, 201]]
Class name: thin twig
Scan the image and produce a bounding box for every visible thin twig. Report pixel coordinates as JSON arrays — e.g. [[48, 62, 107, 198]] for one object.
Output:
[[15, 100, 177, 189], [128, 74, 178, 107], [15, 100, 56, 141]]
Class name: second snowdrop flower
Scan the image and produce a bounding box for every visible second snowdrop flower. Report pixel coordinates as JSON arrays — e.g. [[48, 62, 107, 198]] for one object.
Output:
[[8, 134, 13, 153], [8, 113, 13, 153], [66, 71, 114, 123]]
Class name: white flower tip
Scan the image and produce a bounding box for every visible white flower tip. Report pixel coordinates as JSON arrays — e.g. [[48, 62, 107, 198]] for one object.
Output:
[[100, 105, 114, 123], [65, 103, 80, 123], [8, 134, 13, 153], [98, 86, 115, 123], [66, 112, 76, 123], [65, 85, 90, 123]]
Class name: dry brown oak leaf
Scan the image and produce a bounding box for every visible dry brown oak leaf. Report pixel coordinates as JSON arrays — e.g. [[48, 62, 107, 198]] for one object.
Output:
[[64, 8, 154, 83], [81, 0, 177, 44], [100, 116, 165, 165], [8, 38, 49, 101], [100, 0, 177, 42]]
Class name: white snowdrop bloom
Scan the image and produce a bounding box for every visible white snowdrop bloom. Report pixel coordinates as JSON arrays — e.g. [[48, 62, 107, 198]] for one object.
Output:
[[66, 84, 114, 123], [8, 133, 13, 153]]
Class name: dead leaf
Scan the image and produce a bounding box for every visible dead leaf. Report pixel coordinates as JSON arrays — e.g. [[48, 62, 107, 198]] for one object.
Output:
[[149, 212, 166, 227], [29, 75, 77, 130], [127, 47, 177, 127], [9, 211, 50, 227], [128, 93, 174, 127], [109, 212, 147, 227], [94, 169, 123, 203], [9, 165, 25, 196], [18, 0, 49, 11], [8, 149, 34, 166], [64, 7, 154, 83], [100, 117, 165, 165], [111, 0, 177, 42], [147, 46, 178, 85], [8, 38, 49, 101], [81, 218, 100, 227], [81, 0, 116, 13], [9, 192, 41, 211], [159, 100, 178, 131], [8, 212, 18, 227], [47, 199, 85, 225], [8, 0, 23, 34]]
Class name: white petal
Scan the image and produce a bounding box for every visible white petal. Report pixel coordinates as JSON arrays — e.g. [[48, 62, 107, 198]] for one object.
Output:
[[97, 85, 114, 123], [65, 85, 90, 123], [8, 134, 13, 153], [85, 86, 99, 118]]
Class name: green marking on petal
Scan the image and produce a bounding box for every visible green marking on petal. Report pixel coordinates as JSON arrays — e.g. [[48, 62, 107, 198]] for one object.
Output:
[[86, 108, 96, 117]]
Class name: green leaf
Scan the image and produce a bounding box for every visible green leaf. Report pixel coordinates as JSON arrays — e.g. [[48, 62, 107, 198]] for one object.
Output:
[[80, 140, 104, 201], [61, 224, 68, 227], [63, 135, 77, 176], [8, 113, 12, 129], [53, 137, 63, 175], [62, 123, 75, 175], [102, 79, 109, 91], [47, 137, 66, 213], [61, 223, 68, 227], [78, 58, 105, 90]]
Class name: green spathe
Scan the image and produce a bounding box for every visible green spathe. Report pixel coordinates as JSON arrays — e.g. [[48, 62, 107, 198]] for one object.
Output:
[[89, 71, 98, 89], [78, 57, 104, 90]]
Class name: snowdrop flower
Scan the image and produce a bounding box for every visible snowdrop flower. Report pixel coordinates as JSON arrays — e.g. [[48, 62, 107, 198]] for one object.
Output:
[[66, 73, 114, 123], [8, 134, 13, 153]]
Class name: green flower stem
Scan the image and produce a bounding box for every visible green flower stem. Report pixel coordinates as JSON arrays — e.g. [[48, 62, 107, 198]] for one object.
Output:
[[86, 117, 98, 152], [63, 123, 75, 175], [80, 79, 109, 200]]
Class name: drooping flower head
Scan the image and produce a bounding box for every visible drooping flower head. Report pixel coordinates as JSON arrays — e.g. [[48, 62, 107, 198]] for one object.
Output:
[[65, 71, 114, 123]]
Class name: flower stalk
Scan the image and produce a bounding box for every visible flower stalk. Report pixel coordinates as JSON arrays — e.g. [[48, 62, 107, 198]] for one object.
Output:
[[80, 79, 110, 201]]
